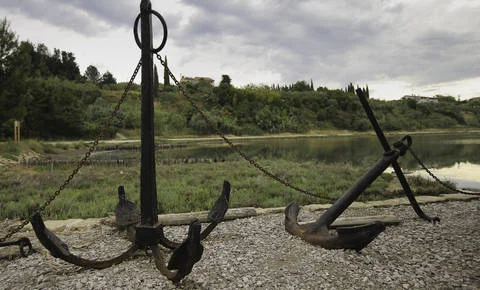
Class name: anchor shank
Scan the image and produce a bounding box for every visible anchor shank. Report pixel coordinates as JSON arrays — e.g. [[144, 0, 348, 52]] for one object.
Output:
[[139, 0, 158, 226], [314, 149, 401, 228]]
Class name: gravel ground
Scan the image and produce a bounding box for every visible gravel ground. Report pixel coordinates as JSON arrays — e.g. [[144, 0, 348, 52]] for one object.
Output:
[[1, 200, 479, 289]]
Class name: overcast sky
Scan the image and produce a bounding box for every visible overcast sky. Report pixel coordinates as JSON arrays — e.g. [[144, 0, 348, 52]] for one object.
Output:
[[1, 0, 479, 100]]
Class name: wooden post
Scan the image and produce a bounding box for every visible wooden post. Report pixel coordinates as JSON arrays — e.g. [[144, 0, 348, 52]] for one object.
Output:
[[13, 120, 20, 142]]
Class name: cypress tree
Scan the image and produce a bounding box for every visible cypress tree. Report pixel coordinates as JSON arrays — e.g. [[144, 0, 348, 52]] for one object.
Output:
[[163, 55, 170, 86], [153, 64, 159, 98]]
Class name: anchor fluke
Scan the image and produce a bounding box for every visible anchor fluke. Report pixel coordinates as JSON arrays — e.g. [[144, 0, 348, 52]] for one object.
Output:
[[201, 180, 231, 239], [114, 186, 140, 227], [152, 220, 204, 283], [335, 222, 385, 252], [30, 212, 138, 269], [208, 181, 230, 223], [168, 220, 204, 277]]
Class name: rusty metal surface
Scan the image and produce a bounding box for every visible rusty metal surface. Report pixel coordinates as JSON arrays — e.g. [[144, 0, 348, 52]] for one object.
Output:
[[285, 136, 410, 251]]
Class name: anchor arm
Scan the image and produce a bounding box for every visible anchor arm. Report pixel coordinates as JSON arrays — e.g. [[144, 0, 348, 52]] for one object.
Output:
[[31, 213, 138, 269]]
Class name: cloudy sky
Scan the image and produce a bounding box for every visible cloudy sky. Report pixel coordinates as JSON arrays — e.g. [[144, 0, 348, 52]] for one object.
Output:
[[1, 0, 479, 100]]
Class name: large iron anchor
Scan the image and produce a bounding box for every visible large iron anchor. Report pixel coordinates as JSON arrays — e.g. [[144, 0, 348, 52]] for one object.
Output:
[[30, 180, 230, 280], [285, 136, 411, 251], [29, 1, 231, 282]]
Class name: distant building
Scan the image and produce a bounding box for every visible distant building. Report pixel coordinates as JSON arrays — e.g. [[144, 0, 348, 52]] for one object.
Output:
[[402, 95, 438, 103], [181, 76, 215, 85]]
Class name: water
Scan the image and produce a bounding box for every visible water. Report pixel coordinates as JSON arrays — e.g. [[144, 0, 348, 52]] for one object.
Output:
[[98, 131, 480, 190]]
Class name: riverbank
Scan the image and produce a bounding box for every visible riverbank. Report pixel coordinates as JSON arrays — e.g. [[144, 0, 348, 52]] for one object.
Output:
[[1, 197, 478, 289], [3, 128, 479, 148]]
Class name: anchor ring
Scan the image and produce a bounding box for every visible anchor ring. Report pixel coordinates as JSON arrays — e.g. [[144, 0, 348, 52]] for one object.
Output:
[[133, 9, 168, 53]]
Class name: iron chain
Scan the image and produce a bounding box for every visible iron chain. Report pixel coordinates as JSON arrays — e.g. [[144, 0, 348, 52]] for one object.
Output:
[[155, 53, 332, 201], [408, 147, 480, 195], [0, 60, 142, 242]]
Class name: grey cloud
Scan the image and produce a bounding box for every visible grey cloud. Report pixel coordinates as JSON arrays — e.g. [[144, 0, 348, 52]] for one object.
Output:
[[174, 0, 480, 87], [3, 0, 478, 90], [2, 0, 138, 35]]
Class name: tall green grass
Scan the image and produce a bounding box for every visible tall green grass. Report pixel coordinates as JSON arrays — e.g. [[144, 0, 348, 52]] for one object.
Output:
[[0, 158, 453, 220]]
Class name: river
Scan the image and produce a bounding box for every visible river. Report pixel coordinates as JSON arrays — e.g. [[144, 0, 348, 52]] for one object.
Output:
[[163, 131, 480, 190], [96, 131, 480, 191]]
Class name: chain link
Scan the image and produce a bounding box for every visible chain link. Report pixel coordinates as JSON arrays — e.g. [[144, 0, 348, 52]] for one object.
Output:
[[155, 53, 332, 201], [408, 147, 480, 196], [0, 60, 142, 242]]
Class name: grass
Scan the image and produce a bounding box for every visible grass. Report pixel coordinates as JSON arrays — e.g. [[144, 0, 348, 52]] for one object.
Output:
[[0, 156, 454, 220]]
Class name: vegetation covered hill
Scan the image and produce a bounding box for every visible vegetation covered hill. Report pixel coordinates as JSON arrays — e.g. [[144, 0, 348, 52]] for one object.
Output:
[[1, 18, 479, 141]]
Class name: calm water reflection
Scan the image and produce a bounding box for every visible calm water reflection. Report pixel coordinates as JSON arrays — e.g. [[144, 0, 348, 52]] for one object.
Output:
[[162, 132, 480, 189], [99, 131, 480, 189], [161, 132, 480, 167]]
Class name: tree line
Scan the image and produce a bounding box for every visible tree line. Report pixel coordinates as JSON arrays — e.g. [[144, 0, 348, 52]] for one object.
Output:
[[1, 18, 479, 140], [157, 76, 478, 136], [0, 18, 119, 139]]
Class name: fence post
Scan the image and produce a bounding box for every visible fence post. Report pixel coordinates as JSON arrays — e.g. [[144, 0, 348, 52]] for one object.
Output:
[[13, 120, 20, 142]]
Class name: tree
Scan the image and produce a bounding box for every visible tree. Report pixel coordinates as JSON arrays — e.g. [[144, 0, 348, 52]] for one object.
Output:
[[84, 65, 100, 85], [60, 51, 80, 80], [99, 71, 117, 87], [215, 75, 234, 107], [0, 18, 18, 74], [153, 64, 159, 98], [163, 55, 170, 86], [291, 80, 311, 92], [346, 82, 355, 94], [32, 43, 50, 77], [220, 74, 231, 86], [0, 41, 32, 139]]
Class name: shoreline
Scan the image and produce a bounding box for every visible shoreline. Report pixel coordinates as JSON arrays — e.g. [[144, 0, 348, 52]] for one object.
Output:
[[2, 128, 477, 146]]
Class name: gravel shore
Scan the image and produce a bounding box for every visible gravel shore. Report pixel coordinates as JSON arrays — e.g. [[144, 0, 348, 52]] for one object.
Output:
[[1, 200, 479, 289]]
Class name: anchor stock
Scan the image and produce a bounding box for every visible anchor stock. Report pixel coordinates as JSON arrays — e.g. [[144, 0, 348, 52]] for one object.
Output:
[[356, 88, 440, 223]]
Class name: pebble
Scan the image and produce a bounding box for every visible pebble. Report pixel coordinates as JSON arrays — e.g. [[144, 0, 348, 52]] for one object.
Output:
[[0, 200, 479, 289]]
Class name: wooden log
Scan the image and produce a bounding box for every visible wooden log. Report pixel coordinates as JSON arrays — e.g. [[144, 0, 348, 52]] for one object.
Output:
[[298, 215, 401, 228], [157, 207, 257, 226]]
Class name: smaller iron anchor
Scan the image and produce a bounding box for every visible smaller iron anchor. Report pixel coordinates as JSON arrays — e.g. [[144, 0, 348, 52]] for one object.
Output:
[[0, 237, 33, 257], [285, 136, 411, 251]]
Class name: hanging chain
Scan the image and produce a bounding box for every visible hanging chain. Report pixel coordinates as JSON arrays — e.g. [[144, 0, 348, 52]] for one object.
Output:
[[155, 53, 332, 201], [0, 60, 142, 242], [408, 147, 480, 195]]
